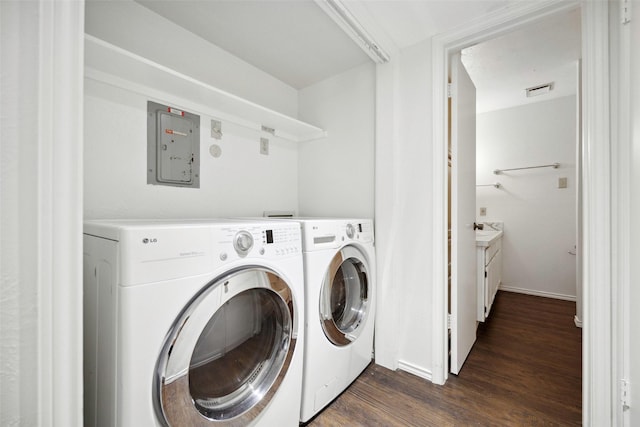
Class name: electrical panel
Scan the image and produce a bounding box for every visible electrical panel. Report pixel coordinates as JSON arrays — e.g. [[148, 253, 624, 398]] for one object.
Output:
[[147, 101, 200, 188]]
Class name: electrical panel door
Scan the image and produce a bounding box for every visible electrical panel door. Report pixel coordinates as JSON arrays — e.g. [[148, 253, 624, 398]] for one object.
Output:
[[147, 101, 200, 188]]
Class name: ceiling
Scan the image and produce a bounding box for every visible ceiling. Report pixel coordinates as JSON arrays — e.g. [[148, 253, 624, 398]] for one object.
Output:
[[134, 0, 581, 112], [462, 7, 581, 113]]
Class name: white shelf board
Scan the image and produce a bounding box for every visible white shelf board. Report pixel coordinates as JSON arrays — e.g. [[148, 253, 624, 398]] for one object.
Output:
[[84, 34, 326, 142]]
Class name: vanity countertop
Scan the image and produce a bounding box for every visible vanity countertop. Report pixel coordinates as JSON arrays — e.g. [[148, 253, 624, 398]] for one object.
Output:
[[475, 229, 503, 247]]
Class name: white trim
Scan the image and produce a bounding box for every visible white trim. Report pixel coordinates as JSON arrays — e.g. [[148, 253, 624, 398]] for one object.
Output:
[[498, 286, 576, 302], [313, 0, 390, 64], [397, 360, 432, 382], [609, 0, 631, 425], [574, 315, 583, 329], [581, 2, 613, 425], [431, 0, 581, 387], [37, 1, 84, 425]]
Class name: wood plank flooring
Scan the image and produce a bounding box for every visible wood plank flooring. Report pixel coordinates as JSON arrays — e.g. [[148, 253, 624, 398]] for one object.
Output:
[[307, 291, 582, 426]]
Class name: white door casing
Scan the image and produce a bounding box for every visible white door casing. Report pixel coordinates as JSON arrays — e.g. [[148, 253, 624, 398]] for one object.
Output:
[[449, 52, 477, 375]]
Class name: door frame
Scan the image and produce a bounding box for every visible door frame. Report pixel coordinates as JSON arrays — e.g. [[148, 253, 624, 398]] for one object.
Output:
[[430, 1, 613, 425]]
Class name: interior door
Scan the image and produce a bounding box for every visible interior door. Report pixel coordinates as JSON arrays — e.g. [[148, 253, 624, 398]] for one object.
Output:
[[450, 52, 477, 375]]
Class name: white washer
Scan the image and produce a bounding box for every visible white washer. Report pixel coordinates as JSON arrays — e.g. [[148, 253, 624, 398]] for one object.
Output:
[[83, 219, 304, 427], [262, 218, 376, 422]]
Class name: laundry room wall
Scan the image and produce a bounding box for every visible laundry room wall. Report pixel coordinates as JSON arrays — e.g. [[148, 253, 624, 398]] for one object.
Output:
[[297, 62, 375, 218], [84, 1, 302, 219], [476, 96, 577, 300]]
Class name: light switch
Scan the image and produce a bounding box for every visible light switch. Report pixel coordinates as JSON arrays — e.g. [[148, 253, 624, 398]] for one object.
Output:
[[558, 177, 568, 188], [211, 119, 222, 139]]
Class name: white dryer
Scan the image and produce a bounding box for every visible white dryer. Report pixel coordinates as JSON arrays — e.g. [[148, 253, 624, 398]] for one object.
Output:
[[295, 218, 376, 422], [83, 219, 304, 427]]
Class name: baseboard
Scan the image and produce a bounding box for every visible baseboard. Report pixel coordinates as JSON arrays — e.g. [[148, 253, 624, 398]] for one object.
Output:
[[499, 285, 576, 302], [574, 315, 583, 328], [397, 360, 432, 382]]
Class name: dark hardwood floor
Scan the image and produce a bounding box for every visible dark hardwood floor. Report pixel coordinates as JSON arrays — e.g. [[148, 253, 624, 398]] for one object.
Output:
[[307, 291, 582, 426]]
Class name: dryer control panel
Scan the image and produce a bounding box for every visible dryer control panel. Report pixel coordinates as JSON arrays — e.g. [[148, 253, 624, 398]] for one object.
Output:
[[302, 219, 374, 252]]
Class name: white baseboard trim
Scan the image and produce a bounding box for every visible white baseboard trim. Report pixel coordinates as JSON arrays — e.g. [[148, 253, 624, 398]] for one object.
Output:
[[397, 360, 432, 382], [574, 315, 583, 328], [499, 285, 576, 302]]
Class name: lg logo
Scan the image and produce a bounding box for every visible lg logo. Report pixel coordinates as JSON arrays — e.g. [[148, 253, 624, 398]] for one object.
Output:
[[142, 238, 158, 244]]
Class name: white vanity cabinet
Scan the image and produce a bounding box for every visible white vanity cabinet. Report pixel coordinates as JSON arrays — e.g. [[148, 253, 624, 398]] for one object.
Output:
[[476, 231, 502, 322]]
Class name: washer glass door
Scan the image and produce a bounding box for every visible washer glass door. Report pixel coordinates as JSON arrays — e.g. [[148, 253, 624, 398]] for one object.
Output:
[[320, 246, 370, 346], [154, 267, 296, 426]]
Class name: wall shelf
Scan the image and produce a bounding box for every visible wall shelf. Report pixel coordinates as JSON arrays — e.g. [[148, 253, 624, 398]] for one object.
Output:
[[84, 34, 327, 143]]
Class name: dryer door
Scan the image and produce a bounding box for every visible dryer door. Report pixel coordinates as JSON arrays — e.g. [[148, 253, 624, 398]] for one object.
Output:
[[320, 246, 370, 346], [154, 267, 297, 426]]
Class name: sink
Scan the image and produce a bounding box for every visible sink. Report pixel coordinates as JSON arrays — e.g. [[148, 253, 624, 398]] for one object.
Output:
[[475, 228, 503, 247]]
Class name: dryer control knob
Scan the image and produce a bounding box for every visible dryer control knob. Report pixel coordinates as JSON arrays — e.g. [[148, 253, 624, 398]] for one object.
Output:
[[233, 231, 254, 256], [346, 223, 356, 239]]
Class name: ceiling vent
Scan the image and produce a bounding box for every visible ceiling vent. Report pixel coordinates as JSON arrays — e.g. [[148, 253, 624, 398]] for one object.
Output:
[[525, 82, 553, 98]]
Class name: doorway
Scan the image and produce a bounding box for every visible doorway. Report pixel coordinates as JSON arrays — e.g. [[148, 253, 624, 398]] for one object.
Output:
[[448, 7, 582, 375], [431, 1, 613, 424]]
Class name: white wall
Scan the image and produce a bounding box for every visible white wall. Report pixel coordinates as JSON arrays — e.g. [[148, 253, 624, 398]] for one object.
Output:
[[394, 40, 434, 375], [297, 63, 375, 218], [374, 38, 434, 378], [476, 96, 577, 299], [1, 4, 40, 423], [84, 2, 301, 219]]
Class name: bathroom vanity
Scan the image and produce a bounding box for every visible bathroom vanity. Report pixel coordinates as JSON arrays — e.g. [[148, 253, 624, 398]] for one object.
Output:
[[476, 226, 503, 322]]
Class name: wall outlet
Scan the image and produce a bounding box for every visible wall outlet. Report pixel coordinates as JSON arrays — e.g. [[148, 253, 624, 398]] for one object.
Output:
[[558, 177, 568, 188], [479, 207, 487, 216], [260, 137, 269, 155]]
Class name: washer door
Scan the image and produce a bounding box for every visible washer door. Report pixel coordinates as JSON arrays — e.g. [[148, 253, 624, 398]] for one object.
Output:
[[154, 267, 297, 426], [320, 246, 370, 346]]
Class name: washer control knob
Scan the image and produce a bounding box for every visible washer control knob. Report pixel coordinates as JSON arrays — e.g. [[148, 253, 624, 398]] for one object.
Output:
[[233, 231, 254, 256], [346, 223, 356, 239]]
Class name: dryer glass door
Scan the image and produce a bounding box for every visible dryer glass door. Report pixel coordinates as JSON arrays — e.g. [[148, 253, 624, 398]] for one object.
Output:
[[154, 268, 297, 426], [320, 246, 370, 346]]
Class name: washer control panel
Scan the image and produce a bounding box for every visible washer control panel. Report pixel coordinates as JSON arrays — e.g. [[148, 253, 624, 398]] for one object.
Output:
[[215, 222, 301, 261]]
